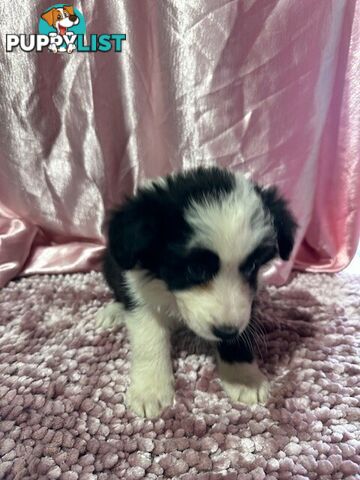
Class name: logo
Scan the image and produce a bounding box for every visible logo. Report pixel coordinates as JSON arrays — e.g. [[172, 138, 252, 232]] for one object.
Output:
[[39, 4, 85, 53], [6, 4, 126, 54]]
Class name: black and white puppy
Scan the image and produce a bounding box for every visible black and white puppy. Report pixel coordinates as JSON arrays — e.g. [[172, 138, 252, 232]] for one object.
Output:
[[97, 167, 297, 417]]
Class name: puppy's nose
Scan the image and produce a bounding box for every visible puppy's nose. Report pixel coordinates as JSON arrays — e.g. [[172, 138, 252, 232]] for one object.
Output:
[[69, 14, 77, 22], [213, 325, 238, 340]]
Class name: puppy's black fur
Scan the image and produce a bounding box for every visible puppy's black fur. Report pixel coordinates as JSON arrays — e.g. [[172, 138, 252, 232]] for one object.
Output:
[[105, 168, 296, 298], [254, 185, 297, 260]]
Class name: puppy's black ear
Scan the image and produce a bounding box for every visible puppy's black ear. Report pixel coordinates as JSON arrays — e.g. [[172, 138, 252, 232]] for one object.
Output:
[[255, 185, 298, 260], [107, 201, 159, 270]]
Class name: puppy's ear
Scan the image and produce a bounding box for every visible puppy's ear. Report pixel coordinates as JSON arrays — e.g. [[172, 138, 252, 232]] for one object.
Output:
[[41, 9, 56, 26], [63, 5, 75, 16], [107, 202, 159, 270], [255, 185, 297, 260]]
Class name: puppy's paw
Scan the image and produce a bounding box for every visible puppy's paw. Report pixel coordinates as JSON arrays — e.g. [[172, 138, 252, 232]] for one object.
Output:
[[126, 379, 174, 418], [222, 374, 270, 404], [67, 44, 76, 54], [219, 361, 270, 405], [96, 303, 124, 329], [48, 44, 58, 53]]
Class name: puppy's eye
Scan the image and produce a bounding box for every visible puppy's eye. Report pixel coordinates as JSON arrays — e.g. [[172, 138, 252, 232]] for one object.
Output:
[[186, 264, 211, 284], [241, 260, 257, 278], [184, 248, 219, 286], [57, 14, 61, 19], [246, 261, 256, 275], [239, 244, 277, 280]]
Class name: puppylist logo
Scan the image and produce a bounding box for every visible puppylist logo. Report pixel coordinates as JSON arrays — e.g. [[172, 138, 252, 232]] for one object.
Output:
[[6, 4, 126, 54]]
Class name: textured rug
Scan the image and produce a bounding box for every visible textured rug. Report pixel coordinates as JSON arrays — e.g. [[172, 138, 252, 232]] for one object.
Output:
[[0, 271, 359, 480]]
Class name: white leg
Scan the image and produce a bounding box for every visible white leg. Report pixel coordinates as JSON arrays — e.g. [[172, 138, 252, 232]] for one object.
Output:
[[67, 44, 76, 54], [218, 358, 269, 404], [96, 302, 124, 329], [126, 306, 174, 418]]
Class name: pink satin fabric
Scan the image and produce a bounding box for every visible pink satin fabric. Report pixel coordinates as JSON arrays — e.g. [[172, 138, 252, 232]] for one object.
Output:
[[1, 1, 359, 288]]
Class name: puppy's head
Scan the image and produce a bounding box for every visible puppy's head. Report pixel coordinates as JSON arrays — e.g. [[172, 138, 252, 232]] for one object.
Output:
[[41, 6, 79, 30], [108, 167, 297, 341]]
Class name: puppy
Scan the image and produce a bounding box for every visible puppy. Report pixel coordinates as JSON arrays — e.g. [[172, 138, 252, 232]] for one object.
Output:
[[98, 167, 297, 417], [41, 5, 79, 53]]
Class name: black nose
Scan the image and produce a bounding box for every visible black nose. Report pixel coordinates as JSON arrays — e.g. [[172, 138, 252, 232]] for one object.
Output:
[[69, 14, 77, 22], [213, 325, 238, 340]]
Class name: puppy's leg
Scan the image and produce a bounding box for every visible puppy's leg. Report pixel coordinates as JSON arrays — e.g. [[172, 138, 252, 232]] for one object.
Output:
[[48, 43, 58, 53], [96, 302, 124, 329], [126, 306, 174, 418], [217, 330, 269, 405], [67, 43, 76, 54]]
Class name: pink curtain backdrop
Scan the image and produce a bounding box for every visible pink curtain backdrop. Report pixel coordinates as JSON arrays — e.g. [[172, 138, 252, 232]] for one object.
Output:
[[0, 0, 359, 288]]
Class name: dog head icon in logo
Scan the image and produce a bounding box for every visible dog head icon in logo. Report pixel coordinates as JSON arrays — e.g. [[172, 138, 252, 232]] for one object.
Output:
[[39, 4, 85, 54]]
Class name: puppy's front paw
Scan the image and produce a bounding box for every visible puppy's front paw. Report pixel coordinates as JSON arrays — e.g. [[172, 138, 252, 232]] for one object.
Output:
[[126, 379, 174, 418], [96, 303, 124, 329], [222, 374, 269, 404], [219, 361, 270, 405], [67, 44, 76, 54]]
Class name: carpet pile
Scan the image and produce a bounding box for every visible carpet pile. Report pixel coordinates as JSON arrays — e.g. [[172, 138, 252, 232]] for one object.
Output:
[[0, 271, 359, 479]]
